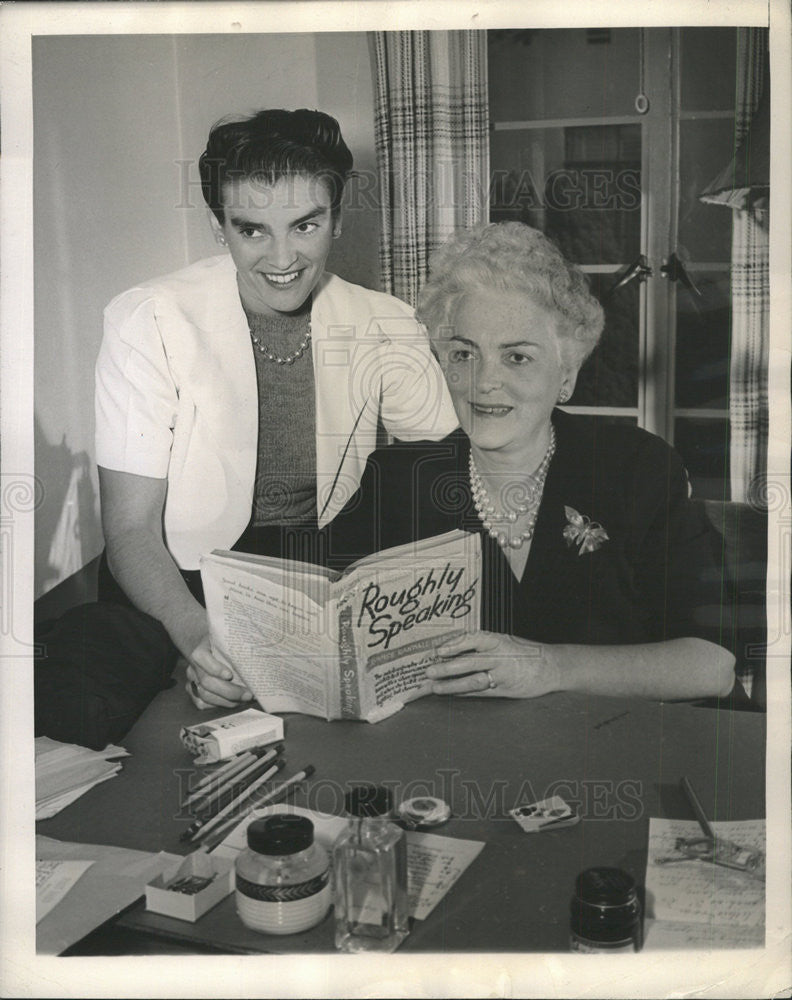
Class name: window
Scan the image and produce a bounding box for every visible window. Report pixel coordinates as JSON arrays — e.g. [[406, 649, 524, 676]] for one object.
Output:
[[488, 27, 742, 499]]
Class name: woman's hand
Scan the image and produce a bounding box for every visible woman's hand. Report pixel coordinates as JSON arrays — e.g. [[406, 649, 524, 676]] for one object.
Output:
[[184, 635, 254, 710], [426, 631, 562, 699]]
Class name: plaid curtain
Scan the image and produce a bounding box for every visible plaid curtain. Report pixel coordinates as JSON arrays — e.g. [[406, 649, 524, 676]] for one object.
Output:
[[369, 31, 489, 305], [728, 28, 769, 504]]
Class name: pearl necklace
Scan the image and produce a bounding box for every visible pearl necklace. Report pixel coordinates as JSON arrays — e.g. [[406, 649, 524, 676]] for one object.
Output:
[[469, 426, 556, 550], [250, 321, 312, 365]]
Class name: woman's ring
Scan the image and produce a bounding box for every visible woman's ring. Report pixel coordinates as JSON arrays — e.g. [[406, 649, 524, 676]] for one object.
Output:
[[188, 678, 200, 700], [485, 670, 496, 690]]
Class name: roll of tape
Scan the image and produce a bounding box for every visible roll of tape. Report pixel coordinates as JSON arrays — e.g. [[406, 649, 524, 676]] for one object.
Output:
[[397, 796, 451, 829]]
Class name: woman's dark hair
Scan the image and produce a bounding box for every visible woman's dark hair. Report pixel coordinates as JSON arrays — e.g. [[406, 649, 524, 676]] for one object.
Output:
[[199, 108, 353, 223]]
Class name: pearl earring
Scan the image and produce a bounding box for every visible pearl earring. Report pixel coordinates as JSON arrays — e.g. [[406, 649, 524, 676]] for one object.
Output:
[[216, 233, 227, 247], [558, 389, 570, 403]]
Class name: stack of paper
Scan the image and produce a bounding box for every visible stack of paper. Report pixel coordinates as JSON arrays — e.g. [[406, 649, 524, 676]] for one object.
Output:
[[35, 737, 129, 820]]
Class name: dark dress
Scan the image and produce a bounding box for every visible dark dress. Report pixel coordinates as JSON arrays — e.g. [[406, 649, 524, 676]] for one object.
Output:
[[325, 409, 724, 651]]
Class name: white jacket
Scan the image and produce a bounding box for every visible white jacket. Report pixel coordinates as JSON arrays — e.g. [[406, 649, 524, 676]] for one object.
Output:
[[96, 255, 457, 569]]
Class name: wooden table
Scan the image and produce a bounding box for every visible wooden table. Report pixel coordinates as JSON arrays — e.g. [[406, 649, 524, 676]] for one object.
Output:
[[38, 675, 765, 954]]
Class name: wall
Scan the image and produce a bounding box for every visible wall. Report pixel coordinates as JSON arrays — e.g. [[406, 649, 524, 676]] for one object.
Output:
[[33, 32, 380, 596]]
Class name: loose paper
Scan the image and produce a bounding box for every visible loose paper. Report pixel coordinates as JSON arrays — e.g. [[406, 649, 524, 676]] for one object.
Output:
[[36, 836, 180, 955], [35, 738, 129, 819], [404, 830, 483, 920], [35, 859, 94, 923], [211, 804, 484, 920], [643, 817, 765, 950]]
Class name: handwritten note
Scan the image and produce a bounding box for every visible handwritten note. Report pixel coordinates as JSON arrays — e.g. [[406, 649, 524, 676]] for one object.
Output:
[[405, 831, 483, 920], [212, 805, 484, 920], [643, 817, 765, 950]]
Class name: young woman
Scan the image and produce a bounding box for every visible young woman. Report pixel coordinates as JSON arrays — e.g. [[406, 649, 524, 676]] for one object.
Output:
[[95, 109, 457, 710]]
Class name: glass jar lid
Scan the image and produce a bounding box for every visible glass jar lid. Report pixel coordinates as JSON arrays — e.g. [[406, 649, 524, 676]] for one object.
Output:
[[247, 814, 314, 855], [574, 867, 638, 907]]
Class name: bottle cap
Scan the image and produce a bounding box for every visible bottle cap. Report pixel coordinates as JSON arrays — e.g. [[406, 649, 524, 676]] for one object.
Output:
[[397, 796, 451, 829], [344, 784, 393, 818], [574, 867, 637, 907], [247, 814, 314, 855]]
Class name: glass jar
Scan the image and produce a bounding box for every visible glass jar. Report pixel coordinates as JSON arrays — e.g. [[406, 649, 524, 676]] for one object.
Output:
[[235, 814, 330, 935], [332, 784, 410, 953], [570, 867, 643, 953]]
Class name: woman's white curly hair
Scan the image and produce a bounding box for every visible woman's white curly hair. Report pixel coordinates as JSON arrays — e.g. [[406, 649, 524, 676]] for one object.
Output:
[[417, 222, 604, 371]]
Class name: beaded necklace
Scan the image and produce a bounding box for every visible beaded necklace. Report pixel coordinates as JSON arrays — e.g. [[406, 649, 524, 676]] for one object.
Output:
[[468, 426, 556, 550]]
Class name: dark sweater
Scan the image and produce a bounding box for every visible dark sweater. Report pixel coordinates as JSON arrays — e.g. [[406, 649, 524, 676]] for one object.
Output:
[[325, 410, 723, 648]]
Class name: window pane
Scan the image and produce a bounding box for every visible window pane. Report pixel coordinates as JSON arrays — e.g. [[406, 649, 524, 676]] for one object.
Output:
[[488, 28, 641, 122], [571, 275, 639, 407], [678, 119, 735, 263], [490, 125, 641, 265], [674, 417, 730, 500], [680, 28, 738, 112], [674, 270, 730, 409]]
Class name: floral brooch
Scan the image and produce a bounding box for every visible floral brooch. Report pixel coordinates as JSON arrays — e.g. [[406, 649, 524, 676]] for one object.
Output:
[[563, 506, 609, 555]]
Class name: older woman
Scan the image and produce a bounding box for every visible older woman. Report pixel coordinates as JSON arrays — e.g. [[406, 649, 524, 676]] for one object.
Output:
[[95, 109, 457, 712], [327, 222, 735, 701]]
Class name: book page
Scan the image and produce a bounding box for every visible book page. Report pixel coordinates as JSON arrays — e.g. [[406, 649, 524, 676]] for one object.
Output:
[[203, 549, 333, 604], [643, 817, 765, 949], [201, 553, 332, 718], [333, 531, 482, 721]]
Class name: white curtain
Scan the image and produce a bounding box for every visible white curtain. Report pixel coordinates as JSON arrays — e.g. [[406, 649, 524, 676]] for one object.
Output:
[[369, 31, 490, 306]]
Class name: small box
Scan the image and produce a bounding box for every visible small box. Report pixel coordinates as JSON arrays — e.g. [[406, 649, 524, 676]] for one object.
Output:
[[509, 795, 580, 833], [180, 708, 284, 763], [145, 851, 234, 922]]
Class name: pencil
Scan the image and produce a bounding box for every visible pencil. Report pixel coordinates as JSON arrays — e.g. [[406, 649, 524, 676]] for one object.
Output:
[[181, 752, 255, 807], [191, 761, 284, 842], [191, 745, 282, 812], [680, 776, 715, 841], [200, 765, 316, 851]]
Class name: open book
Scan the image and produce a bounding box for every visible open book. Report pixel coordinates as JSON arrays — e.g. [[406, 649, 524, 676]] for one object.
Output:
[[200, 530, 482, 723]]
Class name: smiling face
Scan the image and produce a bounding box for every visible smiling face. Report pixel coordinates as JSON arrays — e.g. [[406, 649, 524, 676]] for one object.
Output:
[[216, 174, 339, 316], [437, 290, 575, 461]]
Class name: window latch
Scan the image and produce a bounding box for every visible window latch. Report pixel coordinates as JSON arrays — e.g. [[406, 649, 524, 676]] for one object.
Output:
[[660, 252, 702, 297], [604, 254, 653, 300]]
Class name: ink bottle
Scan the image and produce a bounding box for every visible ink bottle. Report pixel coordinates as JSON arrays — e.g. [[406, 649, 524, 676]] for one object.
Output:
[[235, 814, 330, 935], [569, 867, 643, 953], [332, 784, 410, 953]]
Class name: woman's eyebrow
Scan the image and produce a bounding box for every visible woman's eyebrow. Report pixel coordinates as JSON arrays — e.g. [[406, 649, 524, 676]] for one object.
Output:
[[228, 214, 264, 230], [291, 206, 328, 225], [449, 335, 542, 350], [227, 206, 328, 230]]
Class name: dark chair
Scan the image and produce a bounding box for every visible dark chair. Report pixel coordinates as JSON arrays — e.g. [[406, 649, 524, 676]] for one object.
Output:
[[693, 499, 768, 710]]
